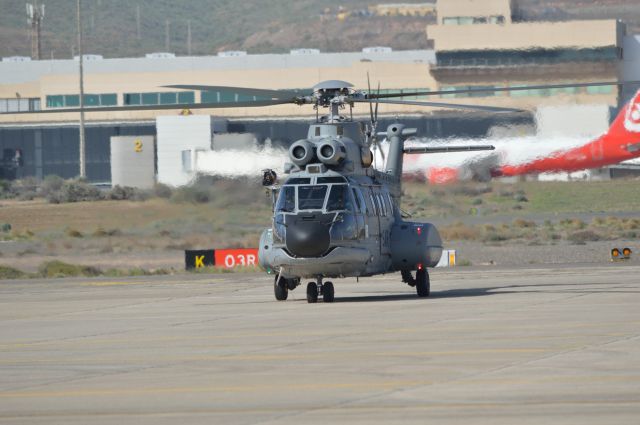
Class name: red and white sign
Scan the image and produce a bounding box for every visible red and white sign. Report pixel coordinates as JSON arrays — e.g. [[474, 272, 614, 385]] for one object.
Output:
[[214, 248, 259, 269]]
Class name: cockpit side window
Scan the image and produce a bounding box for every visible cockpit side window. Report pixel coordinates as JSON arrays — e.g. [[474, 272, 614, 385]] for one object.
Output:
[[351, 188, 362, 213], [298, 185, 328, 210], [276, 186, 295, 212], [327, 185, 354, 212]]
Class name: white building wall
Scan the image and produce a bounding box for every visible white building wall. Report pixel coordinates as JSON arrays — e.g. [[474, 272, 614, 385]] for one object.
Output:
[[156, 115, 213, 186], [110, 135, 156, 189]]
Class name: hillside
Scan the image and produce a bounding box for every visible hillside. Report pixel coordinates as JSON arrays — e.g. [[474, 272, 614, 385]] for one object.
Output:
[[0, 0, 638, 59], [0, 0, 433, 59]]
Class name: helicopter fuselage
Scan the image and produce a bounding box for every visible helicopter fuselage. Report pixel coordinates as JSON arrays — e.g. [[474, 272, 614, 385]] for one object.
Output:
[[258, 120, 443, 280]]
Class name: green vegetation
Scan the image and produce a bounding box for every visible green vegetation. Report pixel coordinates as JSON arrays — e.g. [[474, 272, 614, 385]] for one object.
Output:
[[38, 261, 102, 278], [439, 216, 640, 244], [0, 265, 29, 280], [402, 180, 640, 217]]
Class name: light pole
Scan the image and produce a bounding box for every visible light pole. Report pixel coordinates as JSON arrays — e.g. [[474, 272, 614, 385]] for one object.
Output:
[[77, 0, 86, 178]]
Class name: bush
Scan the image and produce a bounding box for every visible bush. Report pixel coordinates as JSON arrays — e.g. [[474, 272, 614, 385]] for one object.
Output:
[[47, 179, 103, 203], [92, 227, 121, 237], [0, 180, 11, 198], [154, 183, 173, 199], [0, 265, 29, 279], [568, 230, 601, 244], [40, 175, 65, 198], [66, 228, 83, 238], [170, 185, 210, 204], [108, 185, 136, 200], [38, 261, 102, 278], [10, 177, 39, 200], [440, 222, 480, 240], [513, 219, 536, 229]]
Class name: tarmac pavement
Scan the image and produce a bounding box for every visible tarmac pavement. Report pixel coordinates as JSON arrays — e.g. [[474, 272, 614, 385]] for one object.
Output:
[[1, 264, 639, 424]]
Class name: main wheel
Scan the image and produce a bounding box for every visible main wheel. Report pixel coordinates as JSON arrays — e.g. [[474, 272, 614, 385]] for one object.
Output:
[[306, 282, 319, 303], [274, 276, 288, 301], [323, 281, 335, 303], [416, 269, 430, 298]]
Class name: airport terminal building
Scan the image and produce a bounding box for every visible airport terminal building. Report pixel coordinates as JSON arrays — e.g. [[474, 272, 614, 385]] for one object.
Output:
[[0, 0, 638, 183]]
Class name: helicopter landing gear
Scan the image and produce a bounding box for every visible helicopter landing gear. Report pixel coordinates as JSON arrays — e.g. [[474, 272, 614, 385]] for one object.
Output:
[[306, 282, 318, 303], [274, 275, 288, 301], [416, 268, 430, 298], [401, 269, 430, 297], [306, 277, 335, 303], [323, 281, 335, 303], [274, 275, 299, 301], [401, 270, 417, 287]]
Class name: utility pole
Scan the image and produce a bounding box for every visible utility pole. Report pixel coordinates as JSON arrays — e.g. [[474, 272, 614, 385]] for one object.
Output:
[[136, 4, 141, 40], [165, 19, 170, 51], [187, 20, 192, 56], [26, 2, 45, 60], [77, 0, 86, 178]]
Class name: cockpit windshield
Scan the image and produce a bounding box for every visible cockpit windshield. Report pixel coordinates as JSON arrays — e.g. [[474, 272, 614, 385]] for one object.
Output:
[[326, 184, 354, 212], [276, 183, 356, 213], [298, 185, 328, 210], [275, 186, 295, 212]]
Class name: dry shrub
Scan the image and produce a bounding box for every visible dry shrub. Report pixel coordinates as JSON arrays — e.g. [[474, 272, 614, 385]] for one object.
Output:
[[66, 228, 83, 238], [568, 230, 602, 244], [38, 261, 101, 278], [560, 218, 587, 230], [440, 222, 480, 241], [513, 219, 536, 229]]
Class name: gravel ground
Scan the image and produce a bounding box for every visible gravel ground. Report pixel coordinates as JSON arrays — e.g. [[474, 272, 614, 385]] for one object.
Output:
[[452, 240, 639, 266], [2, 240, 638, 275]]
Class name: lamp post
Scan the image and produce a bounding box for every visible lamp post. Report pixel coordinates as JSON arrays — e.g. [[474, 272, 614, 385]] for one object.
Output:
[[77, 0, 86, 178]]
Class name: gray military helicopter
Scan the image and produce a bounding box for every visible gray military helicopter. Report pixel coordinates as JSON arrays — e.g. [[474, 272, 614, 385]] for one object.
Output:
[[252, 79, 503, 303], [7, 77, 634, 302]]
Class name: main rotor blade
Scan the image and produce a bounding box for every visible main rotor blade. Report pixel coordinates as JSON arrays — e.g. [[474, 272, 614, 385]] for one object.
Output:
[[374, 82, 380, 121], [1, 99, 294, 114], [353, 99, 523, 113], [404, 145, 495, 154], [367, 73, 374, 124], [370, 80, 640, 99], [164, 84, 302, 99]]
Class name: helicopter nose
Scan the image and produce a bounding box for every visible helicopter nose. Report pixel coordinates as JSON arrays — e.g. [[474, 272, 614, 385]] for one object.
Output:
[[285, 216, 331, 257]]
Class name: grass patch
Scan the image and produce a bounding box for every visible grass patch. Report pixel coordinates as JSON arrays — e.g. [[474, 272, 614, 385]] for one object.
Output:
[[0, 265, 30, 279], [38, 261, 102, 278]]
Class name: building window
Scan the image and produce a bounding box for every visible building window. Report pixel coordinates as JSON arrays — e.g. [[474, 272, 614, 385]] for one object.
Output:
[[142, 92, 158, 105], [65, 95, 80, 107], [124, 93, 141, 105], [46, 95, 64, 108], [160, 92, 177, 105], [0, 98, 35, 112], [125, 91, 195, 106], [100, 94, 117, 106], [178, 92, 195, 104], [46, 93, 118, 108], [587, 85, 613, 95]]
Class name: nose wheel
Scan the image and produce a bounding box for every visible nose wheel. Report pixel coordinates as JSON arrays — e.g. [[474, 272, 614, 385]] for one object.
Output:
[[306, 278, 335, 303]]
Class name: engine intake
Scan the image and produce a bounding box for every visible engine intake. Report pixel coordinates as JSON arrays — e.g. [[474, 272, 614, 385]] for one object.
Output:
[[317, 139, 345, 165], [288, 140, 315, 166]]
